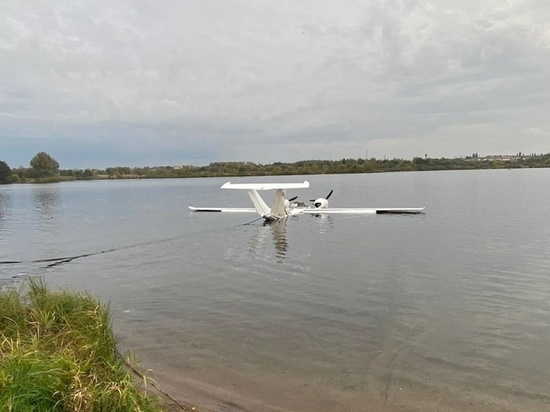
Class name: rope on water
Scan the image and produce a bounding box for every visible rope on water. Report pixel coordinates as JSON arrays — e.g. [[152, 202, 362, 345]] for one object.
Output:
[[115, 348, 191, 411], [0, 217, 266, 269]]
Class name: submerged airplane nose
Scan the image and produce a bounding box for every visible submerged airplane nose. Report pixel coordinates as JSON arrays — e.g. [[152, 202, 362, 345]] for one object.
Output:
[[312, 197, 329, 208]]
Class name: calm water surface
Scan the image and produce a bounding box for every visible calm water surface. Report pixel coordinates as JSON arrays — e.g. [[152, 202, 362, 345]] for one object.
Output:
[[1, 170, 550, 411]]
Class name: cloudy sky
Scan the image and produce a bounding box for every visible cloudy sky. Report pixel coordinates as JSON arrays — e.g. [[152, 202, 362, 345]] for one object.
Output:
[[1, 0, 549, 168]]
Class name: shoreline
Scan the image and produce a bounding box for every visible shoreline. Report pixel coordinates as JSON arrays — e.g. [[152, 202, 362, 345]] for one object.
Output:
[[3, 156, 549, 185], [0, 279, 165, 411], [117, 334, 548, 412]]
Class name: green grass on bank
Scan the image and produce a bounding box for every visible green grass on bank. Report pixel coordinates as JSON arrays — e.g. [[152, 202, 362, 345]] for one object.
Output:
[[0, 279, 162, 412]]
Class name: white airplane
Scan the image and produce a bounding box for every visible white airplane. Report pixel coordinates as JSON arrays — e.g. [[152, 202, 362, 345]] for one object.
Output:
[[189, 181, 425, 222]]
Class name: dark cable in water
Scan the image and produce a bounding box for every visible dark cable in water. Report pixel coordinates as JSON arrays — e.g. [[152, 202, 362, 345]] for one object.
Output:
[[241, 216, 264, 225], [1, 217, 266, 408], [0, 217, 266, 268]]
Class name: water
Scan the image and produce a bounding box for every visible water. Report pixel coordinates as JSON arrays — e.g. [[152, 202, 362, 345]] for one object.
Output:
[[1, 170, 550, 411]]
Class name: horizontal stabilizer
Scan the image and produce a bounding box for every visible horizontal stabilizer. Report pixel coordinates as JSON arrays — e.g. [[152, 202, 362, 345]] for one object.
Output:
[[221, 181, 310, 190]]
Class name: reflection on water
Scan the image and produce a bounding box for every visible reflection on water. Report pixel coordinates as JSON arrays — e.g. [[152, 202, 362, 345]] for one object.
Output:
[[32, 187, 60, 219], [0, 192, 5, 225], [311, 213, 334, 234], [248, 215, 334, 261], [247, 221, 289, 261], [267, 220, 288, 259]]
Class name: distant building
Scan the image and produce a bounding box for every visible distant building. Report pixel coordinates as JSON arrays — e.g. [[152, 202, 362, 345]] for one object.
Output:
[[466, 154, 524, 162]]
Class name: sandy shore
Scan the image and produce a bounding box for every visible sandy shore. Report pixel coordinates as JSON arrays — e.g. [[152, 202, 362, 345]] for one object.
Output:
[[141, 359, 549, 412]]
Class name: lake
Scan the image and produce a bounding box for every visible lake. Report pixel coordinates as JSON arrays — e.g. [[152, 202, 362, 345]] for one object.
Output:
[[1, 169, 550, 411]]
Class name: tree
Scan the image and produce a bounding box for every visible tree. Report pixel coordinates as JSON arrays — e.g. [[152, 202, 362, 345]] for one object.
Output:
[[30, 152, 59, 178], [0, 160, 11, 183]]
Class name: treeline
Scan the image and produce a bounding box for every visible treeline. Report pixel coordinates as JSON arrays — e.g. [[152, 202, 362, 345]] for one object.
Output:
[[56, 154, 550, 179], [1, 152, 66, 184], [2, 153, 550, 184]]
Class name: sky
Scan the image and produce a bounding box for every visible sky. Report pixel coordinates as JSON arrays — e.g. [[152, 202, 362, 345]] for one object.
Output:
[[1, 0, 549, 169]]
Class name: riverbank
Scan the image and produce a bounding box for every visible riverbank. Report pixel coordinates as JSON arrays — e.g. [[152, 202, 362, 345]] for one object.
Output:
[[4, 153, 550, 184], [0, 279, 192, 411]]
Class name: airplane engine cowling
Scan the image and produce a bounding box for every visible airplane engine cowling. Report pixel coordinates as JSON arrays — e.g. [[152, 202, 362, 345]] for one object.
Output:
[[313, 198, 329, 208]]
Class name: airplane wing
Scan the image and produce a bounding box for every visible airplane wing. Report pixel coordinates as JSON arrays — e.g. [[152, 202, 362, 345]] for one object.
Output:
[[188, 206, 257, 213], [221, 181, 310, 190], [300, 207, 425, 215], [187, 181, 426, 219]]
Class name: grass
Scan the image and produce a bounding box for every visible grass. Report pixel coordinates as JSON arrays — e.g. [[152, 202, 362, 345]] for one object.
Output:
[[0, 278, 163, 412]]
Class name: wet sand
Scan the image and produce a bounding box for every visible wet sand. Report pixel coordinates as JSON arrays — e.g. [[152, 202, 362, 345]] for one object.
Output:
[[128, 347, 549, 412], [115, 313, 550, 412]]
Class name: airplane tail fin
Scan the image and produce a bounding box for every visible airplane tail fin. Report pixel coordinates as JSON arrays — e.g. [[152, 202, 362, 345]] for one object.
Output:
[[247, 190, 271, 218], [221, 181, 309, 220], [270, 189, 288, 218]]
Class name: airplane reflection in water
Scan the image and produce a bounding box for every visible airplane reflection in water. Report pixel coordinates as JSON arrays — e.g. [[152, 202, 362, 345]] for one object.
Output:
[[265, 220, 288, 259], [246, 214, 335, 261]]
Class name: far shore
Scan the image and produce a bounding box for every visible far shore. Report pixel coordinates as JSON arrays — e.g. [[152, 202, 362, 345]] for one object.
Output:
[[4, 154, 550, 185]]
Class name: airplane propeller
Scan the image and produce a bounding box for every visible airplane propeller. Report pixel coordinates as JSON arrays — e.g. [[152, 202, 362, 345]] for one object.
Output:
[[288, 190, 334, 209], [310, 189, 333, 202]]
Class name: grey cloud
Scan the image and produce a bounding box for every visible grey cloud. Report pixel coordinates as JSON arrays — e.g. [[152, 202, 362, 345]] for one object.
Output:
[[1, 0, 549, 167]]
